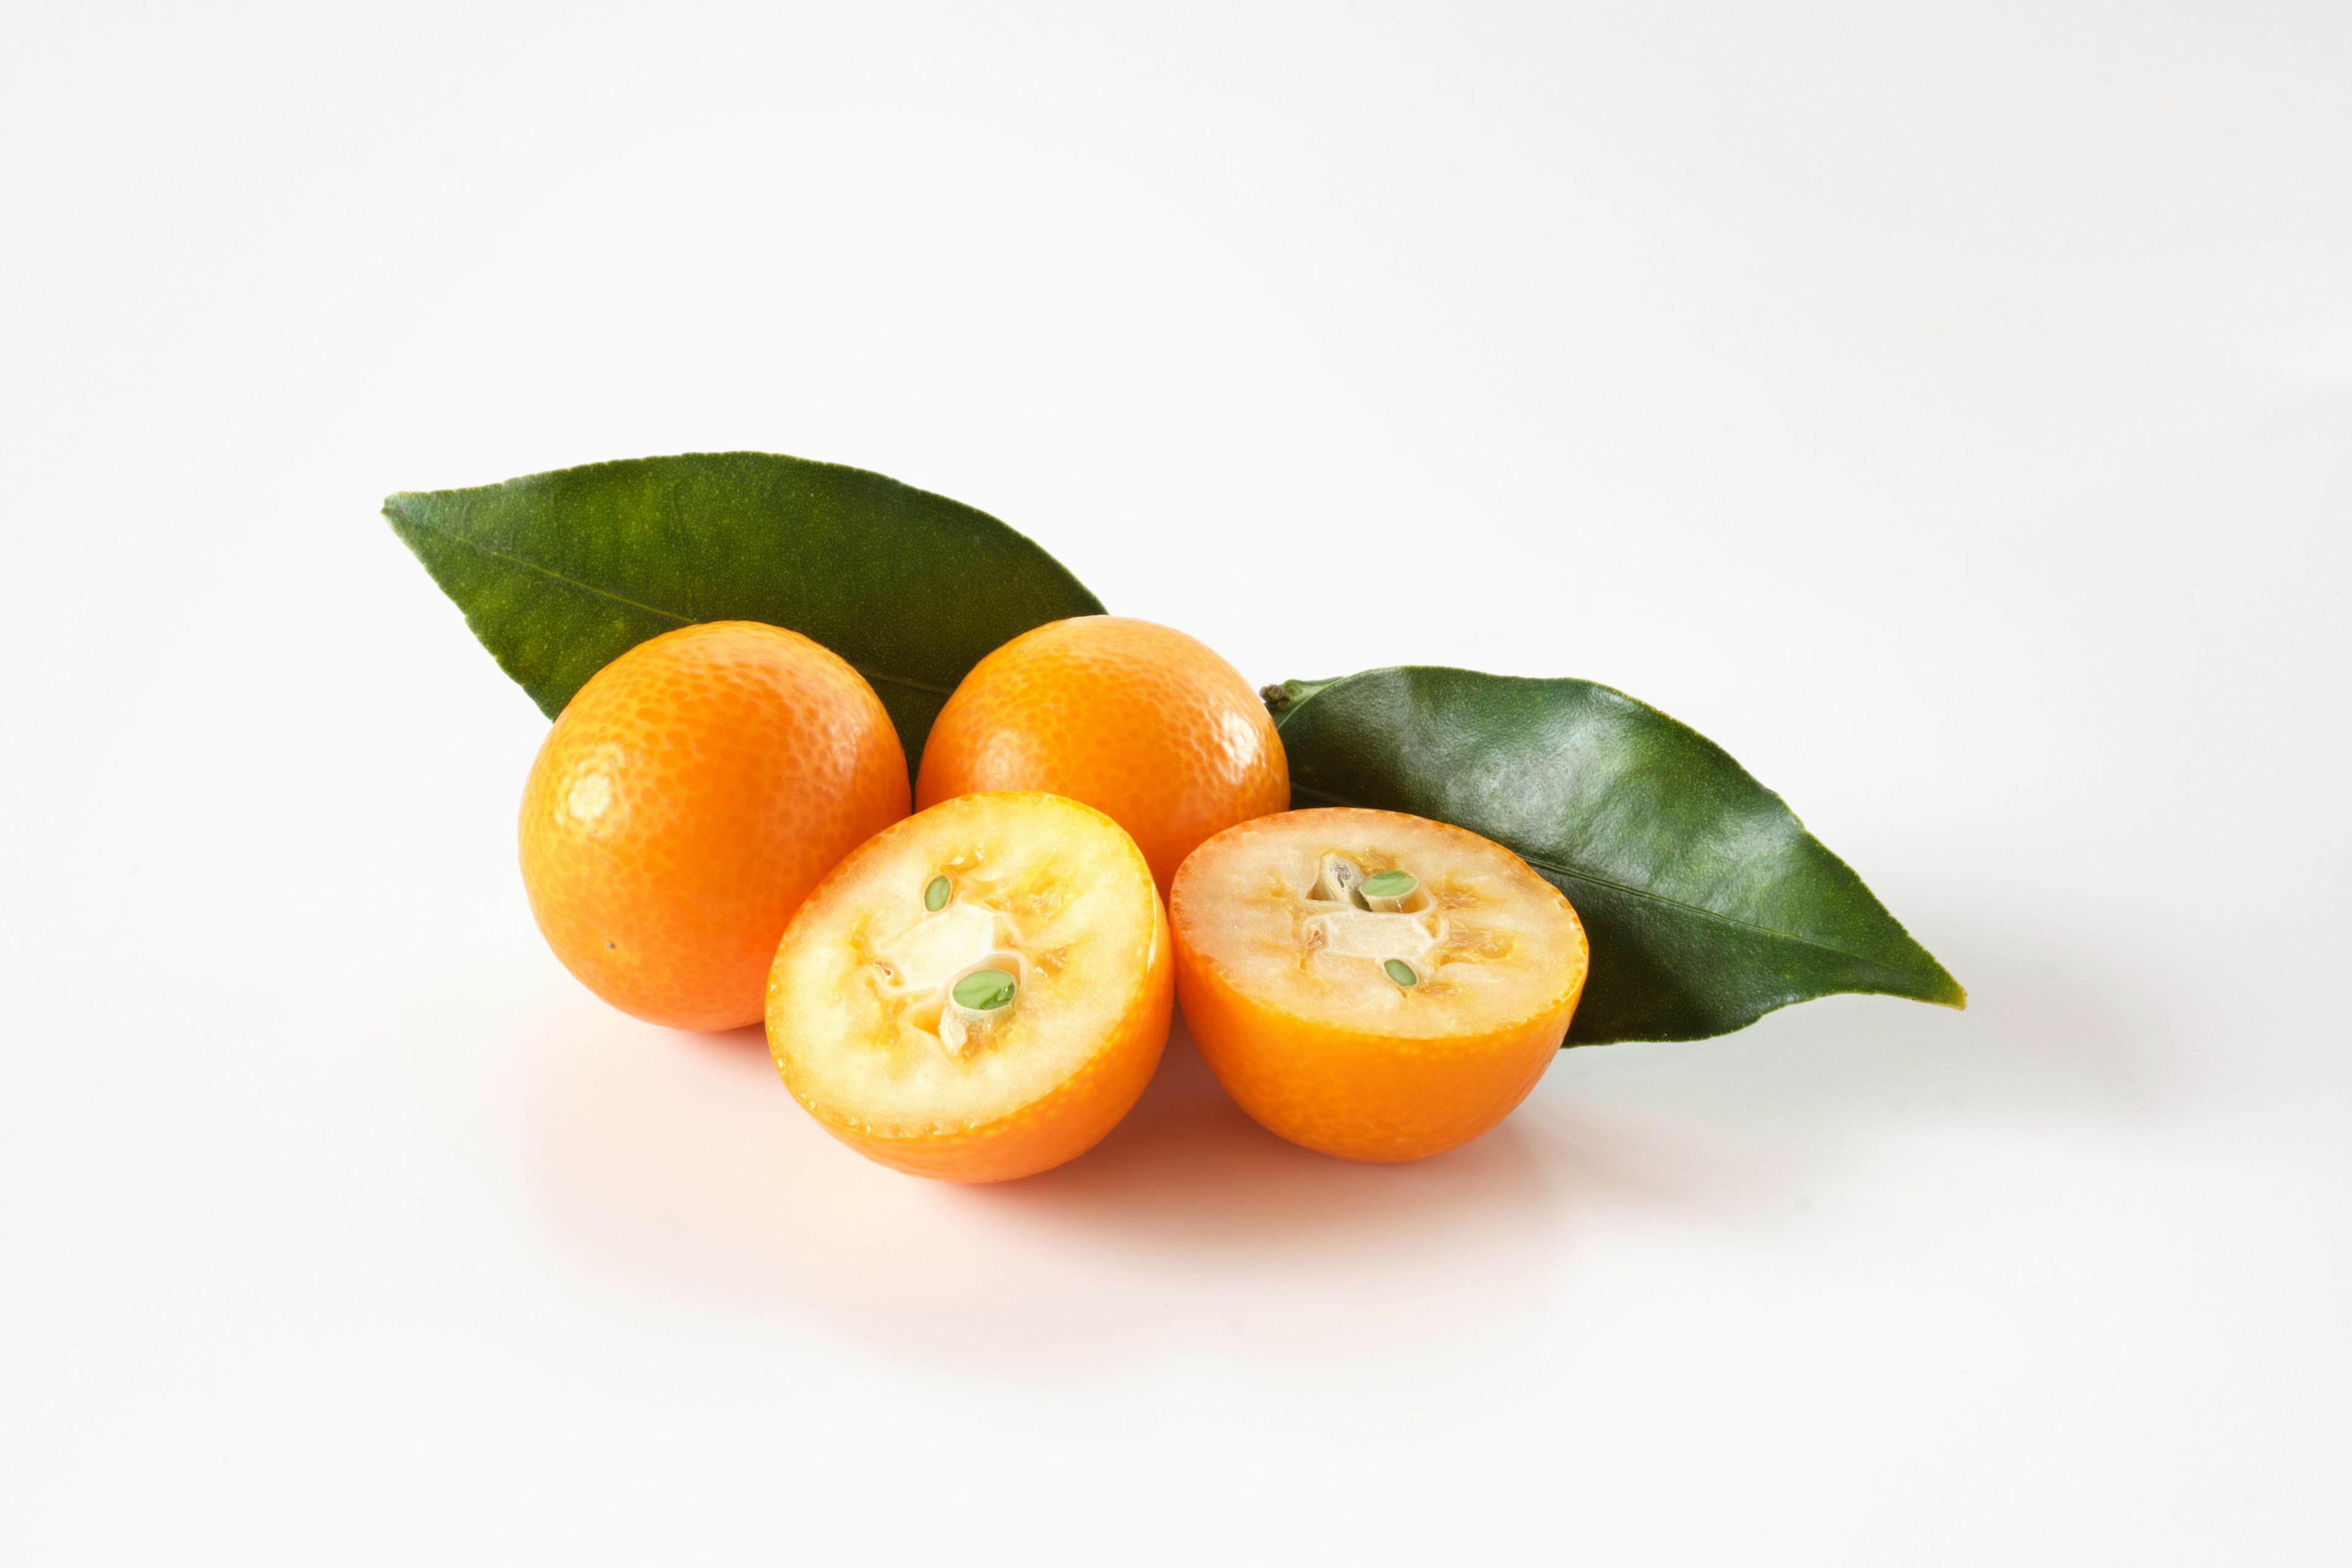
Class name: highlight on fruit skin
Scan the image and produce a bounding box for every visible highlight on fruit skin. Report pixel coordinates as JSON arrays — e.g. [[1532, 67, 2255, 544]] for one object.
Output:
[[1170, 807, 1589, 1163], [767, 791, 1174, 1182], [914, 616, 1290, 899], [518, 620, 910, 1031]]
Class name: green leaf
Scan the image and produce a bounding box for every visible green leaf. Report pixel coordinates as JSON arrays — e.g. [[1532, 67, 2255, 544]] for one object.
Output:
[[382, 452, 1105, 772], [1270, 666, 1964, 1044]]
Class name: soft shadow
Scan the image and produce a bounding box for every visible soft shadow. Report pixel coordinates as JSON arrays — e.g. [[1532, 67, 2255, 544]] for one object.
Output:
[[1548, 887, 2193, 1132], [952, 1020, 1562, 1249], [522, 1007, 1587, 1406], [518, 892, 2180, 1405]]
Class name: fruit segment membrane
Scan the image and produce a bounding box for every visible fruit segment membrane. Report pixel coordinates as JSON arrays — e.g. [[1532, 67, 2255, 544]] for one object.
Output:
[[768, 791, 1167, 1142], [1174, 812, 1587, 1041]]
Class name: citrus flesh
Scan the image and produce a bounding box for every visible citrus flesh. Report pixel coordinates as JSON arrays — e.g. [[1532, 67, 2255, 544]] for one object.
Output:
[[520, 621, 909, 1031], [1171, 807, 1588, 1163], [914, 616, 1289, 899], [767, 791, 1173, 1182]]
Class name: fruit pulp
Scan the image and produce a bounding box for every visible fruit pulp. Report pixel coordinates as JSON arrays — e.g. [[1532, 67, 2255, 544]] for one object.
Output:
[[767, 791, 1173, 1182]]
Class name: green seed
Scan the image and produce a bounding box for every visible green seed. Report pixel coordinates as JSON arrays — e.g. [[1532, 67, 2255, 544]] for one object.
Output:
[[951, 968, 1017, 1011], [1361, 870, 1417, 899], [1382, 959, 1419, 987], [924, 875, 951, 912]]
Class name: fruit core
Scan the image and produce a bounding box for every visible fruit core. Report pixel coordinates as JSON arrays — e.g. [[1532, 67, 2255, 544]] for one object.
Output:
[[1304, 851, 1441, 987], [867, 883, 1030, 1057]]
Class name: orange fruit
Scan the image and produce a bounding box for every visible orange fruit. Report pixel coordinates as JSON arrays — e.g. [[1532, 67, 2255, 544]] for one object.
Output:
[[1170, 807, 1589, 1162], [519, 621, 909, 1031], [767, 791, 1172, 1182], [914, 616, 1289, 898]]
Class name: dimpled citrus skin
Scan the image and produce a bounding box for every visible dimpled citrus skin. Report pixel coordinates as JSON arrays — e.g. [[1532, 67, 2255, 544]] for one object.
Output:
[[1170, 809, 1588, 1163], [915, 616, 1289, 897], [520, 621, 909, 1031]]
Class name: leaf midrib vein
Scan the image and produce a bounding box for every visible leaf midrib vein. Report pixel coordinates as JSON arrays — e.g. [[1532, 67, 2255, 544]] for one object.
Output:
[[409, 517, 955, 698], [1289, 778, 1917, 973]]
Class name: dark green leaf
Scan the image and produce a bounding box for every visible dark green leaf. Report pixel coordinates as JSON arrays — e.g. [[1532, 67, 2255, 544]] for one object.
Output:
[[1270, 666, 1964, 1044], [382, 452, 1104, 772]]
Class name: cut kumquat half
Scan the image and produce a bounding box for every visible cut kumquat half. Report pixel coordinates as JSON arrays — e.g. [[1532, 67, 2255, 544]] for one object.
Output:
[[1171, 807, 1589, 1163], [766, 791, 1173, 1182]]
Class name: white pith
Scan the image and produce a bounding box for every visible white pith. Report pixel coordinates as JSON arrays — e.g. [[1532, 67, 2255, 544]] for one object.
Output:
[[875, 900, 1029, 1057], [877, 900, 1014, 997], [1308, 908, 1441, 965]]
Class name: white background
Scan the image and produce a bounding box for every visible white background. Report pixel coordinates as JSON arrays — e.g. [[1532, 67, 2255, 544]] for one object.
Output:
[[4, 2, 2348, 1561]]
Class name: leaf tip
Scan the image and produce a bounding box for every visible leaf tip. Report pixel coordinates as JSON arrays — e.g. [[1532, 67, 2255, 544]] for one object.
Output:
[[1917, 957, 1967, 1011]]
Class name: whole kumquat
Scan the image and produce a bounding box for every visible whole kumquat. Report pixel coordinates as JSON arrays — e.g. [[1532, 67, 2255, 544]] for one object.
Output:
[[914, 616, 1289, 899], [519, 620, 909, 1031]]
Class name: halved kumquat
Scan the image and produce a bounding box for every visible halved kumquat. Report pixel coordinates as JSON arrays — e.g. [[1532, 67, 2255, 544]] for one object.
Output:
[[1171, 807, 1588, 1162], [767, 791, 1172, 1182]]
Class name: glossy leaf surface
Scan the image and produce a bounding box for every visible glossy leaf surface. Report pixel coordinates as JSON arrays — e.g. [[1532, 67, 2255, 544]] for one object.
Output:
[[383, 453, 1104, 771], [1268, 668, 1963, 1044]]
